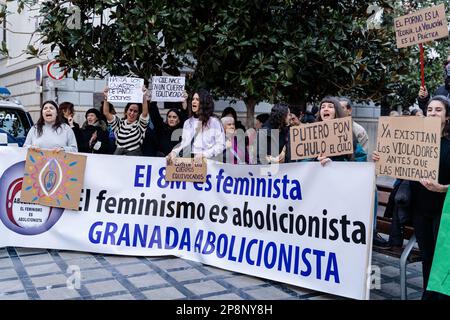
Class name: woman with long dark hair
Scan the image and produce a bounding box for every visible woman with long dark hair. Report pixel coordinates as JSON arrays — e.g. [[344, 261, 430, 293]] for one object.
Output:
[[168, 88, 224, 161], [374, 95, 450, 300], [257, 102, 291, 164], [24, 100, 77, 152], [146, 101, 187, 157]]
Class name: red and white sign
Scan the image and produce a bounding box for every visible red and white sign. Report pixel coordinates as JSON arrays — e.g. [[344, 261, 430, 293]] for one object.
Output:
[[46, 60, 68, 80]]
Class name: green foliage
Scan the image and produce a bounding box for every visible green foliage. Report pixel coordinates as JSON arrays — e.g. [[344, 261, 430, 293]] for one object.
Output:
[[4, 0, 450, 117]]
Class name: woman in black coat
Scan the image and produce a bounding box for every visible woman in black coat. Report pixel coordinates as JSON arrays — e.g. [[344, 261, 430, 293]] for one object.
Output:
[[79, 108, 111, 154], [146, 102, 187, 157]]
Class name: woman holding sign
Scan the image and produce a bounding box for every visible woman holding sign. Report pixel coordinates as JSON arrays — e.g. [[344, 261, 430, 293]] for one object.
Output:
[[24, 100, 78, 152], [315, 96, 367, 165], [103, 86, 149, 156], [374, 96, 450, 300], [167, 89, 225, 161], [144, 91, 188, 157]]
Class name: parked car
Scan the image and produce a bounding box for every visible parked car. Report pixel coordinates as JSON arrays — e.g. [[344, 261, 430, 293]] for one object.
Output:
[[0, 87, 34, 147]]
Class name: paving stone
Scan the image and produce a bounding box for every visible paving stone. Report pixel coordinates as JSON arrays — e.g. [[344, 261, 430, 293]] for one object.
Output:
[[151, 258, 192, 270], [202, 266, 234, 276], [84, 280, 126, 296], [380, 281, 402, 298], [80, 269, 113, 282], [407, 276, 424, 289], [96, 294, 135, 300], [307, 294, 340, 300], [406, 262, 422, 273], [0, 259, 13, 268], [58, 251, 95, 260], [65, 257, 102, 270], [381, 265, 400, 278], [0, 292, 29, 300], [104, 255, 141, 265], [246, 286, 292, 300], [31, 274, 68, 288], [38, 286, 81, 300], [184, 280, 226, 296], [127, 273, 167, 288], [169, 268, 205, 282], [15, 248, 47, 256], [225, 275, 266, 289], [207, 293, 243, 300], [0, 279, 24, 293], [143, 287, 185, 300], [0, 268, 17, 280], [20, 253, 54, 265], [284, 284, 316, 296], [0, 247, 425, 301], [115, 263, 152, 276], [26, 263, 61, 276], [369, 291, 389, 300]]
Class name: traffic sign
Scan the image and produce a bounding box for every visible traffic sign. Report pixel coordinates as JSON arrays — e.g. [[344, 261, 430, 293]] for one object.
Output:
[[46, 60, 68, 81]]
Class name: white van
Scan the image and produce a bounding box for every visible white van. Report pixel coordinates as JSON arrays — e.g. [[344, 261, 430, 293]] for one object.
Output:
[[0, 87, 34, 147]]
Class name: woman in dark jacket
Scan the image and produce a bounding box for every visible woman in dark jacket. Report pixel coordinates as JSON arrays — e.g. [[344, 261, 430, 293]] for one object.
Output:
[[256, 102, 291, 164], [146, 102, 187, 156], [79, 108, 111, 154], [374, 95, 450, 300]]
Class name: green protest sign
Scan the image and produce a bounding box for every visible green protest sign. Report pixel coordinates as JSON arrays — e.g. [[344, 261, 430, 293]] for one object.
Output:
[[427, 190, 450, 296]]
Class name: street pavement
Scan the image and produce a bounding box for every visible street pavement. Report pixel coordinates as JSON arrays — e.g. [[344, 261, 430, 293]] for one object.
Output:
[[0, 245, 423, 300]]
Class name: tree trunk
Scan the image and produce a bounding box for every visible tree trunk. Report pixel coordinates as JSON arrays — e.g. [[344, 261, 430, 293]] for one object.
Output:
[[245, 97, 256, 129]]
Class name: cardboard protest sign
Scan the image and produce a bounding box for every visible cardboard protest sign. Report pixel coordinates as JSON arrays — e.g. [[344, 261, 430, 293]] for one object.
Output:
[[375, 116, 441, 183], [151, 76, 185, 102], [165, 157, 207, 182], [290, 117, 353, 160], [427, 190, 450, 296], [108, 76, 144, 103], [20, 149, 87, 210], [394, 4, 448, 48]]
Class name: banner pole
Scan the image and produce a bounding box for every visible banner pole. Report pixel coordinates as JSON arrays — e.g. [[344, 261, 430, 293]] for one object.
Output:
[[419, 43, 425, 87]]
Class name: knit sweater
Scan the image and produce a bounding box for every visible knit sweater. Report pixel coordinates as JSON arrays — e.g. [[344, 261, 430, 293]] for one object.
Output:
[[24, 123, 78, 152]]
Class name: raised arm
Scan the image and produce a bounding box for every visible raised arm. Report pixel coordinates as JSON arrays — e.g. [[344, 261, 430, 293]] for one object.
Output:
[[102, 87, 114, 122], [141, 86, 149, 118]]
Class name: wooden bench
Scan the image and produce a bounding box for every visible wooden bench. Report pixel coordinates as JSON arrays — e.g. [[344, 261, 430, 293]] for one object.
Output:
[[375, 183, 421, 300]]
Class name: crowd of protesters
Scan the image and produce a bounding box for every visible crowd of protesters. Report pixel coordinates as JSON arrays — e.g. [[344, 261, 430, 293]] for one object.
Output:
[[21, 59, 450, 300]]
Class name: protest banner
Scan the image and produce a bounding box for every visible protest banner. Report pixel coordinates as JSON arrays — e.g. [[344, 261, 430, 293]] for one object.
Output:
[[151, 76, 185, 102], [290, 117, 353, 161], [0, 147, 375, 300], [427, 190, 450, 296], [108, 76, 144, 103], [394, 4, 448, 49], [166, 158, 207, 183], [20, 149, 87, 210], [375, 116, 441, 183]]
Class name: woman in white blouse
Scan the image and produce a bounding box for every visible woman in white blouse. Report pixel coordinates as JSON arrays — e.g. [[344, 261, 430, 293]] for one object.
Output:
[[24, 100, 78, 153], [168, 89, 225, 162]]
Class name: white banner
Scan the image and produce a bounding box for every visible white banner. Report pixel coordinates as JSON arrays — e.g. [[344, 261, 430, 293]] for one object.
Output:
[[151, 76, 185, 102], [108, 76, 144, 103], [0, 147, 375, 300]]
